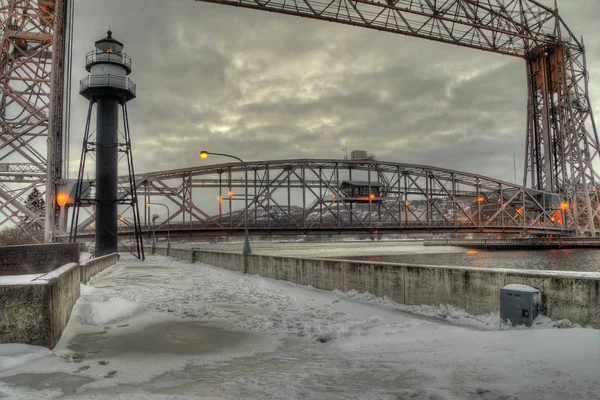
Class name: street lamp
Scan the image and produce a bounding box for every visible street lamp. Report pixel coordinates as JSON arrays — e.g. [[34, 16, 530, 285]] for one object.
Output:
[[199, 151, 251, 255], [147, 202, 170, 255]]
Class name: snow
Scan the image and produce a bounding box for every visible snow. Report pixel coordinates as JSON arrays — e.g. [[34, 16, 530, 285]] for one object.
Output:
[[80, 252, 93, 263], [0, 254, 598, 400], [77, 298, 139, 326], [502, 283, 540, 293], [39, 263, 79, 281], [0, 344, 53, 372], [0, 263, 79, 286], [0, 274, 46, 286]]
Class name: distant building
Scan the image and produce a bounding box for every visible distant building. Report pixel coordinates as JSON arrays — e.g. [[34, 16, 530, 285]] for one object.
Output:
[[344, 150, 376, 161], [340, 181, 385, 202], [351, 150, 368, 160]]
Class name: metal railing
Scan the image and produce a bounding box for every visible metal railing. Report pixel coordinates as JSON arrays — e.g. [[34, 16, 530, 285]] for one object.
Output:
[[80, 74, 136, 96], [85, 50, 132, 70]]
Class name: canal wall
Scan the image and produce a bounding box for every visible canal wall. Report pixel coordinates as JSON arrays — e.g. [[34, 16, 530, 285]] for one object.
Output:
[[424, 238, 600, 250], [0, 243, 80, 276], [158, 247, 600, 328], [80, 253, 119, 284], [0, 251, 119, 348]]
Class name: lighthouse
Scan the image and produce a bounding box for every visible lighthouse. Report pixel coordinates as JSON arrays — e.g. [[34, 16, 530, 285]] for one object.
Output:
[[70, 31, 144, 260]]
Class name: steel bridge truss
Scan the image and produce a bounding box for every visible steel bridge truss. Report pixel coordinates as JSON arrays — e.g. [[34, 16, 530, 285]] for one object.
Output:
[[191, 0, 600, 236], [69, 160, 573, 237], [2, 0, 599, 237], [0, 0, 71, 239]]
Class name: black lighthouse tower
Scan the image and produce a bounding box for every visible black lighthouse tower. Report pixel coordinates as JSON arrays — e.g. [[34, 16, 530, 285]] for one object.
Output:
[[70, 31, 144, 259]]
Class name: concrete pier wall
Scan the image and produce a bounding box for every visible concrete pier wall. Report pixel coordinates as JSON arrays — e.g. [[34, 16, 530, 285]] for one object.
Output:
[[424, 238, 600, 250], [1, 250, 119, 348], [162, 247, 600, 328], [0, 263, 80, 348], [0, 243, 80, 276], [81, 253, 120, 284]]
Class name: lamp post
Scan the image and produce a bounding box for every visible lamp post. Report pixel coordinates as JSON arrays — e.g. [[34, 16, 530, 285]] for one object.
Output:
[[200, 151, 251, 255], [151, 213, 159, 251], [147, 202, 170, 255]]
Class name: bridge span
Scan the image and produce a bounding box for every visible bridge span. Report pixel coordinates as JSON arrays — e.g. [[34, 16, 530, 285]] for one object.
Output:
[[2, 1, 600, 239], [69, 159, 576, 238]]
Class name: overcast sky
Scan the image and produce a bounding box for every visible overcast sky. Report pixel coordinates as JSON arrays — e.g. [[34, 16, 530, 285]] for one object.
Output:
[[67, 0, 600, 184]]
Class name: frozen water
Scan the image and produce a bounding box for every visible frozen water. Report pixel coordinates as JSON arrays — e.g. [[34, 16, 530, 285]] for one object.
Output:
[[0, 254, 598, 400]]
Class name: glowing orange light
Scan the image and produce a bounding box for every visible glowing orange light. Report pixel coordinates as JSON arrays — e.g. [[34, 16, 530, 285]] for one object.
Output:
[[217, 195, 222, 201], [560, 202, 570, 212], [369, 193, 376, 200], [553, 211, 563, 225], [118, 215, 125, 222], [146, 203, 151, 207], [332, 193, 336, 199], [404, 200, 410, 206], [56, 193, 68, 207], [466, 250, 479, 256], [516, 207, 524, 217], [200, 151, 209, 160], [228, 191, 233, 198], [477, 196, 485, 203]]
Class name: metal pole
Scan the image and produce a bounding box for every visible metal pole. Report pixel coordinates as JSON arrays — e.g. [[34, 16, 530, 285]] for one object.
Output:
[[152, 218, 155, 251], [200, 152, 251, 255], [150, 203, 170, 255], [243, 166, 251, 255]]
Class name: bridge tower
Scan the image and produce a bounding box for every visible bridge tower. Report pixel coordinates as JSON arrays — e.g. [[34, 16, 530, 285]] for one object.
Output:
[[70, 31, 144, 259]]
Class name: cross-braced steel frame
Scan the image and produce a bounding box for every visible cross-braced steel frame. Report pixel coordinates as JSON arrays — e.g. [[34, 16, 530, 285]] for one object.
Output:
[[0, 0, 72, 240], [69, 98, 145, 259], [69, 160, 573, 238], [191, 0, 600, 235], [2, 0, 600, 238]]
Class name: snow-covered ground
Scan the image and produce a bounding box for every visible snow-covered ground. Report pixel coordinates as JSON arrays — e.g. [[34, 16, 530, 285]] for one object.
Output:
[[0, 255, 599, 399]]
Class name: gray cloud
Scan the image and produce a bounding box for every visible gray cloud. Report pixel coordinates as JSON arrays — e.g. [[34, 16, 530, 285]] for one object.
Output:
[[67, 0, 600, 185]]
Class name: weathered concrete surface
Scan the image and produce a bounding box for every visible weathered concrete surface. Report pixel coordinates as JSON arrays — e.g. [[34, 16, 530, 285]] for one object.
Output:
[[0, 263, 80, 348], [424, 238, 600, 250], [160, 247, 600, 328], [0, 285, 51, 346], [81, 253, 119, 284], [1, 253, 119, 348], [0, 243, 79, 276], [48, 263, 80, 347]]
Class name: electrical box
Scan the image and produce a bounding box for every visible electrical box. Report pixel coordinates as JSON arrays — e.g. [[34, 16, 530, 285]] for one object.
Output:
[[500, 284, 541, 327]]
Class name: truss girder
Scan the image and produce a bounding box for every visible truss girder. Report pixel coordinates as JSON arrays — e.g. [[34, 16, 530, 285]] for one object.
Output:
[[3, 0, 598, 239], [192, 0, 599, 236], [69, 159, 576, 236], [195, 0, 560, 57], [0, 0, 66, 233]]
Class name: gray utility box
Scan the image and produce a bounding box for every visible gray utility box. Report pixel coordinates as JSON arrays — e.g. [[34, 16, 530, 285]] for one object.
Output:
[[500, 284, 541, 327]]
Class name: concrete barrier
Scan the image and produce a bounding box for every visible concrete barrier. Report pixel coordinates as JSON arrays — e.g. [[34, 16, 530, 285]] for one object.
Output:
[[0, 251, 120, 348], [159, 247, 600, 328], [81, 253, 120, 284], [0, 263, 80, 348], [0, 243, 79, 276]]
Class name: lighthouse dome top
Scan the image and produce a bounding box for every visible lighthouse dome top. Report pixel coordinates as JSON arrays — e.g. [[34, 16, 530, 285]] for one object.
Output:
[[95, 30, 123, 54]]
